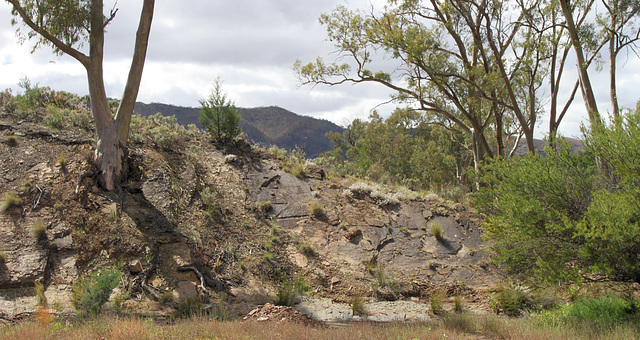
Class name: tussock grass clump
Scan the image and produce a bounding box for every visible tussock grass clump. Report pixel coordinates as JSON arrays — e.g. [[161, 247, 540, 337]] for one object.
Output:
[[308, 200, 324, 218], [430, 288, 445, 315], [298, 242, 317, 257], [256, 200, 272, 214], [31, 220, 47, 239], [1, 192, 21, 213], [291, 163, 306, 179], [275, 275, 311, 307], [4, 134, 17, 146], [431, 222, 443, 240], [34, 281, 47, 307], [57, 155, 66, 169], [351, 296, 366, 316]]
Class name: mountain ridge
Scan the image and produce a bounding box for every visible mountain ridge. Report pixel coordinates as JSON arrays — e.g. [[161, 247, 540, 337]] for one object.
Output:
[[133, 102, 344, 158]]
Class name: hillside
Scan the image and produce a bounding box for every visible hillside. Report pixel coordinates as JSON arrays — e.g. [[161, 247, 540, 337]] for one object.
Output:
[[0, 106, 497, 321], [133, 103, 344, 158]]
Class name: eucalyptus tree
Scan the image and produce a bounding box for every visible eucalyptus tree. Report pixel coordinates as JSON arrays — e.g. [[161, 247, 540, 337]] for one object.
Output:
[[295, 0, 550, 181], [6, 0, 155, 190]]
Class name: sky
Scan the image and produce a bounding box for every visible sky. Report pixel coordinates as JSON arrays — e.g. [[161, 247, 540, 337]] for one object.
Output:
[[0, 1, 639, 138]]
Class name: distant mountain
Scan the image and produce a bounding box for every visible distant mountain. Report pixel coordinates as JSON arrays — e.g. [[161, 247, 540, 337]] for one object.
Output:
[[133, 103, 344, 158], [510, 136, 585, 156]]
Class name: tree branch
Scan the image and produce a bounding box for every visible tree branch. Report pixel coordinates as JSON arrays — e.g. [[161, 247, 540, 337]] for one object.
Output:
[[6, 0, 89, 66]]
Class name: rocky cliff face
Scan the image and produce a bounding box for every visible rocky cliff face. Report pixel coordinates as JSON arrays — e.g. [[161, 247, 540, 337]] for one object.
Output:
[[0, 113, 497, 319]]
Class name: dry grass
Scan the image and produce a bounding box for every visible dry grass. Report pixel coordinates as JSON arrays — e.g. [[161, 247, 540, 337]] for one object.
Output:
[[1, 313, 639, 340]]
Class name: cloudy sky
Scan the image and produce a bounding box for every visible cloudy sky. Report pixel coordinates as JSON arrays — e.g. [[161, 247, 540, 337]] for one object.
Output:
[[0, 1, 638, 138]]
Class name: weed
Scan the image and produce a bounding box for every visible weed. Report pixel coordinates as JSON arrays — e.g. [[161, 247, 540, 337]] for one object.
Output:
[[431, 222, 443, 240], [71, 266, 121, 317], [400, 227, 410, 236], [159, 291, 174, 304], [176, 297, 202, 318], [430, 288, 445, 315], [32, 220, 47, 239], [4, 134, 17, 146], [351, 296, 367, 316], [454, 294, 464, 312], [494, 282, 532, 316], [298, 242, 317, 257], [21, 180, 32, 192], [308, 200, 324, 218], [275, 275, 311, 306], [1, 192, 21, 213], [291, 163, 306, 178], [256, 200, 272, 214], [57, 155, 66, 169], [263, 251, 275, 262], [34, 281, 47, 307]]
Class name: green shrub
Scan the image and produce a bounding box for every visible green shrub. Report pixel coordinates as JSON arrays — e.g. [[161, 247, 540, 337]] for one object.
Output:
[[1, 192, 21, 213], [494, 283, 532, 317], [567, 296, 639, 324], [201, 187, 222, 220], [44, 105, 66, 129], [199, 78, 241, 143], [71, 266, 121, 317], [474, 142, 596, 285]]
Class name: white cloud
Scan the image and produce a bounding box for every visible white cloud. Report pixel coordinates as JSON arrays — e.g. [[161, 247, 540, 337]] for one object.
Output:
[[0, 0, 638, 138]]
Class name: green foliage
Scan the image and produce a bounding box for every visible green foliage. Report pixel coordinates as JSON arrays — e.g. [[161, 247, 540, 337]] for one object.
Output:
[[200, 187, 221, 220], [351, 296, 366, 316], [431, 222, 443, 240], [4, 134, 17, 146], [298, 242, 317, 257], [308, 200, 324, 218], [536, 295, 640, 329], [474, 142, 596, 285], [1, 192, 22, 213], [128, 113, 185, 148], [579, 108, 640, 282], [275, 275, 311, 306], [430, 288, 445, 315], [71, 266, 121, 317], [199, 78, 241, 143], [256, 200, 272, 214], [318, 109, 461, 192], [34, 281, 47, 307], [175, 297, 202, 319], [31, 220, 46, 239], [476, 106, 640, 285]]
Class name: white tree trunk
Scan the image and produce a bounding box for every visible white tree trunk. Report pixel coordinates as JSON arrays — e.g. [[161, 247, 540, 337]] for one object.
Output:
[[95, 122, 127, 191]]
